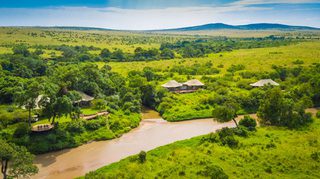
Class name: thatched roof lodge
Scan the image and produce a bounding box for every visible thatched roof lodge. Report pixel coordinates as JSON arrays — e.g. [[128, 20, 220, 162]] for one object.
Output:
[[250, 79, 279, 87], [162, 79, 204, 93], [183, 79, 205, 87], [74, 91, 94, 106], [161, 80, 182, 89]]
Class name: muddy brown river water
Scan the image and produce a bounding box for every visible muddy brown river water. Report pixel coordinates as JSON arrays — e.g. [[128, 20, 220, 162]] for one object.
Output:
[[33, 118, 238, 179]]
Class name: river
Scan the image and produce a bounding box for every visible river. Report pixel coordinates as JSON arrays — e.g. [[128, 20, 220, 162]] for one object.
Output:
[[33, 110, 241, 179], [33, 108, 318, 179]]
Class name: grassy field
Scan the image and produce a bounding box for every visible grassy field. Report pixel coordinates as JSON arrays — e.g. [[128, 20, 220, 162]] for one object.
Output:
[[0, 27, 195, 54], [101, 41, 320, 76], [83, 113, 320, 179]]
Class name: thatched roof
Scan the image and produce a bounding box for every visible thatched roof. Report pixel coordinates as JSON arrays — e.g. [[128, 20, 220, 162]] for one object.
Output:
[[250, 79, 279, 87], [161, 80, 182, 88], [183, 79, 204, 87], [76, 91, 94, 102]]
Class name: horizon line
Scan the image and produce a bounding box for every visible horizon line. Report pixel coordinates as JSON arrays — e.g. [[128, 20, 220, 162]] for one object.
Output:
[[0, 22, 320, 31]]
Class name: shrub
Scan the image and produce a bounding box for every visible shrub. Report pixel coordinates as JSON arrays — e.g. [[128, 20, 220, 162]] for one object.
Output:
[[92, 99, 107, 110], [234, 126, 248, 137], [311, 151, 320, 161], [13, 122, 31, 138], [217, 128, 239, 148], [218, 127, 234, 138], [198, 164, 228, 179], [66, 121, 85, 133], [221, 136, 239, 148], [316, 111, 320, 118], [138, 151, 146, 163], [84, 118, 106, 130], [239, 115, 257, 131], [201, 132, 220, 143]]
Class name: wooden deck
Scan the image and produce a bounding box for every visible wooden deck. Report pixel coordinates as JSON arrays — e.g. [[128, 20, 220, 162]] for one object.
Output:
[[80, 111, 109, 120], [32, 124, 54, 132], [174, 89, 198, 93]]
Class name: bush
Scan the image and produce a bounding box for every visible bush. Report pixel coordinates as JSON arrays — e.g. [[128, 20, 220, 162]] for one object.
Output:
[[217, 128, 239, 148], [239, 115, 257, 131], [138, 151, 146, 163], [316, 111, 320, 118], [84, 118, 107, 130], [311, 151, 320, 161], [218, 127, 234, 138], [66, 121, 85, 133], [234, 126, 248, 137], [13, 122, 31, 138], [221, 136, 239, 148], [198, 164, 228, 179]]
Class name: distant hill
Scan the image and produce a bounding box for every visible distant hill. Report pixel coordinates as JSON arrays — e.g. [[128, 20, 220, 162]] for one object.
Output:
[[25, 23, 319, 32], [159, 23, 320, 31]]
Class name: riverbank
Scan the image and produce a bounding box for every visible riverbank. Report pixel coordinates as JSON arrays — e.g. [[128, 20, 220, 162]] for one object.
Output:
[[33, 108, 318, 178], [33, 117, 238, 179], [83, 111, 320, 178]]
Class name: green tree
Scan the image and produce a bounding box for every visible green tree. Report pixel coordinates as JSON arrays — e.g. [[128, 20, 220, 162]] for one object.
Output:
[[15, 80, 43, 126], [100, 48, 111, 58], [160, 48, 175, 59], [13, 45, 30, 57], [212, 105, 238, 128], [41, 86, 75, 124], [257, 88, 283, 125], [258, 88, 312, 128], [0, 140, 38, 179]]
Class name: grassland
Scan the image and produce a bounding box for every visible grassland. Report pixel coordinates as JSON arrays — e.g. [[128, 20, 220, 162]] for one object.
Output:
[[102, 41, 320, 76], [0, 27, 194, 54], [83, 114, 320, 179]]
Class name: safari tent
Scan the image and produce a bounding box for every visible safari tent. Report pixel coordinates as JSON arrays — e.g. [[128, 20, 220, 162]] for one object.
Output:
[[161, 80, 183, 91], [250, 79, 279, 87]]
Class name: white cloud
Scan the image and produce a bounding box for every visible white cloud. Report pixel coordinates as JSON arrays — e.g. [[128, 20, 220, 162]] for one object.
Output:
[[231, 0, 320, 5], [0, 0, 319, 29]]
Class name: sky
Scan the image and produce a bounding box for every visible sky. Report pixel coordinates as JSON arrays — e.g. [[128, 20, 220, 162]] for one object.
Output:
[[0, 0, 319, 30]]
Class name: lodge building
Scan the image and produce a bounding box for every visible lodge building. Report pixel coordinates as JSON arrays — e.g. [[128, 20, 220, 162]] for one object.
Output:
[[161, 79, 204, 93]]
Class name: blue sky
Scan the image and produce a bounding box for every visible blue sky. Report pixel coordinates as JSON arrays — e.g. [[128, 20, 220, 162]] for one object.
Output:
[[0, 0, 319, 30]]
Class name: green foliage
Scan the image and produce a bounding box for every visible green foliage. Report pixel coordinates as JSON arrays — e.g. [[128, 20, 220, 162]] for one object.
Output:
[[92, 99, 107, 110], [138, 151, 146, 163], [239, 116, 257, 131], [0, 140, 38, 178], [100, 48, 111, 59], [13, 122, 30, 138], [12, 45, 30, 57], [258, 88, 312, 128]]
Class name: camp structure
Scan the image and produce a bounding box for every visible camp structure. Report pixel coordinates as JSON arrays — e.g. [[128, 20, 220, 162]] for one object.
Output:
[[74, 91, 94, 106], [250, 79, 279, 87], [161, 80, 182, 91], [31, 124, 54, 132], [21, 94, 48, 110], [183, 79, 205, 90], [161, 79, 204, 93]]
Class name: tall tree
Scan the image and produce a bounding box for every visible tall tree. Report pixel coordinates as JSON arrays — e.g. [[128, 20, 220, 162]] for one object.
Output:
[[212, 105, 238, 128], [0, 140, 38, 179], [15, 79, 43, 126]]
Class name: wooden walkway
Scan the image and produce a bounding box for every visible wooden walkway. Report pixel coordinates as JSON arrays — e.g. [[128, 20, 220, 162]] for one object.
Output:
[[80, 111, 109, 120], [32, 124, 54, 132]]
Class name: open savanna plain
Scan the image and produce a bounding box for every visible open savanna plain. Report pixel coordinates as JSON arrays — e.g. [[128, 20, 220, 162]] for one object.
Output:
[[105, 41, 320, 76], [1, 27, 320, 178]]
